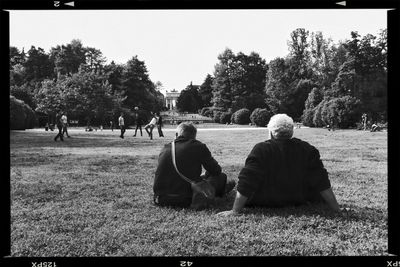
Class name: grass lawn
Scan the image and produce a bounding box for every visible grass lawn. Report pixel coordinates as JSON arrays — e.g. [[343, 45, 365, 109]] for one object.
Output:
[[9, 125, 388, 256]]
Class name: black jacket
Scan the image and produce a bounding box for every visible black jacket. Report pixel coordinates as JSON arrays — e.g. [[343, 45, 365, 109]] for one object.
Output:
[[153, 136, 221, 198], [135, 113, 143, 125], [237, 137, 331, 207]]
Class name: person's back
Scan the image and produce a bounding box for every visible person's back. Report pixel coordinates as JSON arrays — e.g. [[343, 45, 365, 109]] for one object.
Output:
[[154, 122, 234, 209], [218, 113, 340, 217], [56, 114, 63, 127], [135, 113, 142, 125], [154, 136, 221, 199], [239, 137, 329, 207]]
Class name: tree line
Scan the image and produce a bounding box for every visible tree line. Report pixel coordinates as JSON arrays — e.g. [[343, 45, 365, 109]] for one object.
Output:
[[10, 39, 164, 127], [10, 28, 387, 129], [177, 28, 387, 128]]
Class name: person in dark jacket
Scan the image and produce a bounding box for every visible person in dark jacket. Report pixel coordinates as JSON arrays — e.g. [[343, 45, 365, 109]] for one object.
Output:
[[153, 122, 235, 209], [155, 112, 164, 137], [133, 107, 143, 137], [54, 113, 64, 142], [217, 114, 341, 216]]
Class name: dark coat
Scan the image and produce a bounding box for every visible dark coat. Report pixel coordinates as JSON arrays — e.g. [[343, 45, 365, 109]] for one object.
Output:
[[135, 112, 143, 125], [237, 138, 331, 207], [153, 136, 222, 198]]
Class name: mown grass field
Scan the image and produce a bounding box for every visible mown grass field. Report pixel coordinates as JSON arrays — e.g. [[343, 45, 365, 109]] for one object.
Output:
[[9, 125, 388, 256]]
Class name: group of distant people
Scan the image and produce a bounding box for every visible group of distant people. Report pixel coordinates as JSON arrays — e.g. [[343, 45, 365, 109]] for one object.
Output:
[[118, 107, 164, 140], [324, 113, 383, 132], [361, 113, 382, 132], [54, 112, 71, 141], [50, 106, 165, 141]]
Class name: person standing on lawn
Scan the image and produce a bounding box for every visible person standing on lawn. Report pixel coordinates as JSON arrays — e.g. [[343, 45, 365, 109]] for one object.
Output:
[[133, 107, 143, 137], [217, 114, 341, 216], [144, 112, 158, 140], [118, 112, 126, 139], [61, 112, 70, 138], [54, 112, 64, 142], [153, 122, 236, 209], [155, 112, 164, 137]]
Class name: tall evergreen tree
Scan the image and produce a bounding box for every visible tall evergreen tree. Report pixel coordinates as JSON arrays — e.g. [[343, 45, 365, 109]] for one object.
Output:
[[198, 74, 214, 107]]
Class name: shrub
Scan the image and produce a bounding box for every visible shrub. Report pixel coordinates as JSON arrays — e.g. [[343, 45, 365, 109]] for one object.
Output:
[[24, 105, 38, 129], [213, 111, 223, 123], [328, 96, 361, 128], [233, 108, 250, 125], [301, 108, 315, 127], [313, 96, 361, 128], [203, 110, 214, 118], [250, 108, 271, 127], [220, 112, 232, 124], [200, 107, 211, 117], [313, 100, 327, 127], [10, 95, 37, 130], [230, 113, 236, 124]]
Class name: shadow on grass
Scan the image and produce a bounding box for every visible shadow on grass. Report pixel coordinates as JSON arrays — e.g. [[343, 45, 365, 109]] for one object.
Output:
[[152, 192, 386, 226], [237, 202, 386, 224]]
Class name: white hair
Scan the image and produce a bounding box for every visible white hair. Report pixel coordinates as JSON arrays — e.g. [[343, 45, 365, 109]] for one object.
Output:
[[267, 114, 294, 139]]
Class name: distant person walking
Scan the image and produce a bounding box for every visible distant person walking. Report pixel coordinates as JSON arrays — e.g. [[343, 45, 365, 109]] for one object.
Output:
[[144, 112, 157, 140], [362, 113, 368, 131], [156, 112, 164, 137], [119, 112, 126, 139], [133, 107, 143, 137], [110, 120, 114, 131], [54, 113, 64, 142], [61, 113, 70, 138]]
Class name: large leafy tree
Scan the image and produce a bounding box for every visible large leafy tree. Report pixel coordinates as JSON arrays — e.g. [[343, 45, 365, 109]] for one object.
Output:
[[10, 46, 26, 69], [212, 48, 235, 110], [50, 39, 87, 77], [212, 49, 267, 112], [24, 46, 55, 83], [104, 61, 124, 93], [120, 56, 162, 111], [301, 87, 324, 126], [264, 57, 291, 114], [176, 83, 202, 113], [82, 47, 106, 73], [35, 69, 125, 125]]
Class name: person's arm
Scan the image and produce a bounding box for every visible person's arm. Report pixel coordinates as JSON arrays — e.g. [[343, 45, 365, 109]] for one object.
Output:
[[217, 191, 248, 216], [200, 144, 222, 176], [217, 144, 266, 217], [320, 187, 340, 212], [306, 144, 341, 211]]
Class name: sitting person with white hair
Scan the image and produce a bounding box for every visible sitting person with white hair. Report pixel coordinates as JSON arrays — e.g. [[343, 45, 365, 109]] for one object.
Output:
[[218, 113, 341, 216]]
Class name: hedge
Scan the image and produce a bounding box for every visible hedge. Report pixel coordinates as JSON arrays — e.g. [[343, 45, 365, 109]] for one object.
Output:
[[10, 95, 37, 130]]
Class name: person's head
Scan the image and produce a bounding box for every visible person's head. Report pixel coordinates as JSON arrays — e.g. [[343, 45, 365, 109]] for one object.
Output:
[[134, 107, 139, 111], [176, 122, 197, 139], [156, 112, 160, 116], [120, 112, 123, 116], [267, 114, 294, 140]]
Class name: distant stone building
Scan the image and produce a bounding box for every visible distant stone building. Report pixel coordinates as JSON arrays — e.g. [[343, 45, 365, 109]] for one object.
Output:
[[165, 89, 180, 110]]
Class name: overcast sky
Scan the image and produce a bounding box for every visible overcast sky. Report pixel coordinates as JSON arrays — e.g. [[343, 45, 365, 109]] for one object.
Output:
[[9, 9, 387, 95]]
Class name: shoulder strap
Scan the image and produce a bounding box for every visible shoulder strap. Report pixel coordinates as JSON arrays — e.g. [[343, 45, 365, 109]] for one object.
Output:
[[171, 140, 194, 185]]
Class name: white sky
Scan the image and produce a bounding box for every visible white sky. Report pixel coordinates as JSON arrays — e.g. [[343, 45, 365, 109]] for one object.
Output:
[[9, 9, 387, 95]]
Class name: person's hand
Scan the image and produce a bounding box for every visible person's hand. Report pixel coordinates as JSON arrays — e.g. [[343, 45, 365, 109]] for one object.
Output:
[[341, 207, 351, 212], [216, 210, 239, 217]]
